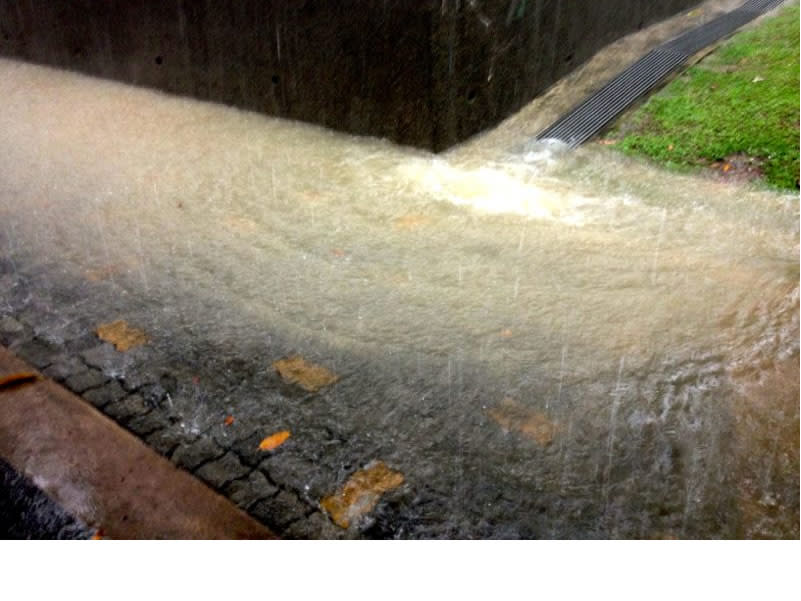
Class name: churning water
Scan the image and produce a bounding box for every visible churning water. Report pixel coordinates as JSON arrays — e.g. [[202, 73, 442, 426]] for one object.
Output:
[[0, 53, 797, 538]]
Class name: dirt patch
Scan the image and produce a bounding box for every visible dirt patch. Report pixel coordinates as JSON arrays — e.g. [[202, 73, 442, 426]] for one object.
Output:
[[702, 153, 765, 184]]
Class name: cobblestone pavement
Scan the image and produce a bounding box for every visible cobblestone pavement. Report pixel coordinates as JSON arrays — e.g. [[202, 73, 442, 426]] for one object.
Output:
[[0, 257, 518, 539], [0, 287, 348, 539]]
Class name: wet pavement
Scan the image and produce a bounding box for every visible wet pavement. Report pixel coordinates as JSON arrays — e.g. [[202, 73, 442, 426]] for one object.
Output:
[[0, 0, 798, 539]]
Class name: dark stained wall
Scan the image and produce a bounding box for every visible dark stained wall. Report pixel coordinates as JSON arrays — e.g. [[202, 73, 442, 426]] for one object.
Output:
[[0, 1, 701, 151]]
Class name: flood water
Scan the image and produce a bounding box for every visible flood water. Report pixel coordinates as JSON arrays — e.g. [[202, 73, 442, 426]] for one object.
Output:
[[0, 37, 797, 538]]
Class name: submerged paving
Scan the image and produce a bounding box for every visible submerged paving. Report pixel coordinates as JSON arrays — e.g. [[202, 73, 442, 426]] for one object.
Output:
[[0, 317, 341, 539]]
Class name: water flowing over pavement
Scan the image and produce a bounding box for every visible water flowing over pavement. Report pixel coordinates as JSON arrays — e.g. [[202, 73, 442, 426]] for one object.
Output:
[[0, 5, 797, 537]]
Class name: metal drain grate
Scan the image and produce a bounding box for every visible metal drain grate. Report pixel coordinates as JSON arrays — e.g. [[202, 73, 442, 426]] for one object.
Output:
[[536, 0, 788, 147]]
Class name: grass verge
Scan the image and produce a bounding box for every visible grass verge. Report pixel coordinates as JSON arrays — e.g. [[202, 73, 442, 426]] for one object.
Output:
[[605, 2, 799, 190]]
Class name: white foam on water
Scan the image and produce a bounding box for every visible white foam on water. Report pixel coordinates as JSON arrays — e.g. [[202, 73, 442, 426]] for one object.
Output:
[[396, 157, 596, 225]]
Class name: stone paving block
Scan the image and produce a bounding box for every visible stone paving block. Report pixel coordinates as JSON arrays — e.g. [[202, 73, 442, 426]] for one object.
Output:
[[17, 306, 54, 330], [232, 431, 270, 468], [41, 356, 88, 382], [62, 331, 103, 354], [139, 382, 169, 408], [82, 379, 127, 409], [1, 278, 31, 308], [103, 393, 151, 422], [282, 511, 347, 540], [224, 471, 279, 511], [145, 427, 187, 457], [260, 454, 331, 500], [0, 315, 25, 344], [171, 437, 226, 472], [12, 337, 59, 369], [80, 343, 129, 376], [38, 318, 89, 349], [126, 411, 169, 437], [194, 452, 250, 489], [249, 490, 310, 530], [118, 369, 158, 393], [63, 368, 108, 394], [0, 272, 16, 287], [211, 420, 259, 450]]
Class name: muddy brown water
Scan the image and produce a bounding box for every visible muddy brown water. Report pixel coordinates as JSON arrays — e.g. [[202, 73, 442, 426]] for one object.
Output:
[[0, 2, 797, 538]]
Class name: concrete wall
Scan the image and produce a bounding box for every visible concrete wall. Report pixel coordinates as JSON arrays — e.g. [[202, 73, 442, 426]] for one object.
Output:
[[0, 1, 701, 151]]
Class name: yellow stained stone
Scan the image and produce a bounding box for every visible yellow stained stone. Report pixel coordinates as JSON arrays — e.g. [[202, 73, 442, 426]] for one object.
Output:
[[272, 355, 339, 392], [321, 460, 404, 529], [95, 320, 148, 352], [488, 397, 557, 447]]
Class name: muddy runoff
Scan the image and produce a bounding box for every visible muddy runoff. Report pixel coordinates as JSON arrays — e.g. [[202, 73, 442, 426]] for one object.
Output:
[[0, 46, 797, 538]]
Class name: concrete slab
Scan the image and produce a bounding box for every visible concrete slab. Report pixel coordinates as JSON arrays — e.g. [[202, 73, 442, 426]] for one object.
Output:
[[0, 345, 276, 539]]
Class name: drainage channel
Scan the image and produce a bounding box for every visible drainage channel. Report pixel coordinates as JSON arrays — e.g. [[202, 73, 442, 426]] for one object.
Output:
[[536, 0, 788, 147]]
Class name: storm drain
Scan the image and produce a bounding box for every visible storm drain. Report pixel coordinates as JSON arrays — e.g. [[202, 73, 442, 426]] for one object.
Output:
[[537, 0, 788, 147]]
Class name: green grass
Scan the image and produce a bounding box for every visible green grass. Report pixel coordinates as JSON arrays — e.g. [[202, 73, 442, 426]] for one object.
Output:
[[608, 2, 800, 190]]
